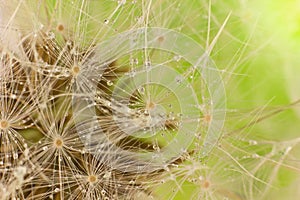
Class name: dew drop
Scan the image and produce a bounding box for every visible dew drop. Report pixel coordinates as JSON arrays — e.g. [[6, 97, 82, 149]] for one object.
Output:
[[101, 189, 106, 196], [129, 70, 136, 77], [249, 140, 257, 145], [177, 113, 183, 117], [107, 80, 113, 86], [24, 148, 29, 158], [118, 0, 126, 5], [47, 31, 55, 39], [13, 153, 18, 159], [130, 58, 139, 65], [66, 40, 72, 46], [145, 60, 151, 71], [175, 76, 183, 84], [10, 94, 17, 99], [173, 55, 181, 62], [103, 171, 111, 179], [138, 87, 145, 94], [252, 154, 259, 158]]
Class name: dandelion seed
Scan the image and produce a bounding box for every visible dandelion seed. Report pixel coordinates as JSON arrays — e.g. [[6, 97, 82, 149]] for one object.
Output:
[[0, 120, 10, 130], [53, 138, 64, 148], [56, 24, 65, 32], [71, 65, 81, 76]]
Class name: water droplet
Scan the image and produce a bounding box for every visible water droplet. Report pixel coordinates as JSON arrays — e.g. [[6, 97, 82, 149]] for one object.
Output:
[[175, 113, 182, 117], [54, 188, 60, 193], [249, 140, 257, 145], [103, 171, 111, 179], [129, 70, 136, 77], [175, 76, 183, 84], [252, 154, 259, 158], [130, 58, 139, 65], [39, 23, 44, 29], [173, 55, 181, 62], [145, 60, 151, 71], [70, 48, 79, 55], [285, 146, 292, 153], [106, 101, 112, 107], [47, 31, 55, 39], [107, 80, 113, 86], [101, 189, 106, 196], [104, 19, 109, 24], [138, 87, 145, 94], [118, 0, 126, 5], [13, 153, 18, 159], [136, 16, 144, 24], [66, 40, 72, 46]]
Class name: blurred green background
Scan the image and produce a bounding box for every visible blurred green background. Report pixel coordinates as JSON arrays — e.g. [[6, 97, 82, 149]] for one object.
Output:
[[87, 0, 300, 199]]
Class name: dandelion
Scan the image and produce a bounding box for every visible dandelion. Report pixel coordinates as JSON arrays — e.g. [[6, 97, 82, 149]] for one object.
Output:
[[60, 153, 153, 200], [0, 51, 39, 168]]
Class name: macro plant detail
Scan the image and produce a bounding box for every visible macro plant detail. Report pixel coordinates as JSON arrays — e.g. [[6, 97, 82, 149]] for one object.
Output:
[[0, 0, 300, 200], [75, 27, 226, 173]]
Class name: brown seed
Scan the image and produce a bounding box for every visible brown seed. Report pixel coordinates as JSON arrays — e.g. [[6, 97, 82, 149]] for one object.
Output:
[[157, 36, 165, 43], [0, 120, 9, 130], [88, 175, 97, 184], [146, 101, 156, 110], [72, 65, 80, 75], [202, 180, 210, 189], [54, 138, 63, 148], [204, 114, 212, 123], [57, 24, 64, 32]]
